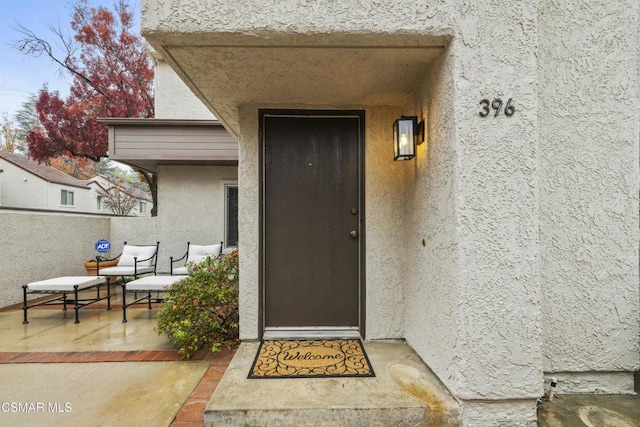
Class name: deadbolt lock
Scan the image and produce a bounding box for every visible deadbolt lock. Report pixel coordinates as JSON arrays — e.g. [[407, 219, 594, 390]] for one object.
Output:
[[351, 208, 358, 215]]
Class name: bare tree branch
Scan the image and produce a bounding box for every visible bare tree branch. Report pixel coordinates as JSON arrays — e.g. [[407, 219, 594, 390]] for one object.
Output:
[[14, 24, 106, 98], [97, 183, 138, 216]]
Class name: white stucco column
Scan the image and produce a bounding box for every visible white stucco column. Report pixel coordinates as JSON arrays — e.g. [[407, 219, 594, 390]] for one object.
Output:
[[454, 4, 543, 422], [237, 105, 260, 340], [405, 3, 543, 424]]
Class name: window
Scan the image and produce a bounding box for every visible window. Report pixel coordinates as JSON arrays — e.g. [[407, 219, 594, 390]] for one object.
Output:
[[139, 201, 146, 214], [96, 195, 103, 210], [225, 184, 238, 247], [61, 189, 74, 206]]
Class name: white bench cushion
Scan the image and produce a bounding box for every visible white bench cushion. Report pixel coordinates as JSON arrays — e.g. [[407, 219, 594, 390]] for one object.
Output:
[[26, 276, 106, 292], [98, 266, 155, 276], [125, 275, 185, 292]]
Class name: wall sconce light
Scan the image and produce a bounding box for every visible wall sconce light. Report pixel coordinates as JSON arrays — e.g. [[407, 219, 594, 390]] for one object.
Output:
[[393, 115, 424, 161]]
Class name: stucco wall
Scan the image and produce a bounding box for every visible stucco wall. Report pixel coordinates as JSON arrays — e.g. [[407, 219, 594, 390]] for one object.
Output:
[[0, 212, 159, 308], [0, 210, 111, 308], [538, 0, 640, 386], [364, 106, 407, 339], [155, 59, 216, 120], [156, 165, 237, 274], [109, 216, 158, 262], [403, 45, 461, 399]]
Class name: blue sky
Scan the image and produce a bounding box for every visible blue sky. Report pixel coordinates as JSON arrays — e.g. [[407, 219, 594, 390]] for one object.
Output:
[[0, 0, 138, 121]]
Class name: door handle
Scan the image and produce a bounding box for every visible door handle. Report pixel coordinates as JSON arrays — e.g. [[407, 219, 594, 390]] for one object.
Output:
[[350, 230, 358, 239]]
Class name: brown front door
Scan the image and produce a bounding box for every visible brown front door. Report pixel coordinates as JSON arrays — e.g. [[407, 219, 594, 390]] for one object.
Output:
[[261, 110, 364, 337]]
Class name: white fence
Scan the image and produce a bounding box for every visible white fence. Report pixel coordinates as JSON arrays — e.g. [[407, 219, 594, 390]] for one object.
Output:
[[0, 210, 157, 308]]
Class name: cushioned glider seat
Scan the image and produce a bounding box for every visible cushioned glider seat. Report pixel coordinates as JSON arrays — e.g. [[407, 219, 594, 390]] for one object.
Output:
[[97, 242, 159, 280]]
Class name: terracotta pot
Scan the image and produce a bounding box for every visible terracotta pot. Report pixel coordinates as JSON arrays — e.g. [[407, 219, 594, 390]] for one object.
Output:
[[83, 259, 119, 276]]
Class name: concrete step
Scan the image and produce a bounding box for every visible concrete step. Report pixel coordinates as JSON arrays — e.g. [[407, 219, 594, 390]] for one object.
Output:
[[205, 340, 460, 426]]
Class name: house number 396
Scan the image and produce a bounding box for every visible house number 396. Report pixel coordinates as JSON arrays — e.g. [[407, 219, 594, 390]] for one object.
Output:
[[479, 98, 515, 117]]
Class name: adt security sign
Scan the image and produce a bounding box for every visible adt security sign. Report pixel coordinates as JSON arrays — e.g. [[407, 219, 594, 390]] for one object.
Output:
[[95, 239, 111, 253]]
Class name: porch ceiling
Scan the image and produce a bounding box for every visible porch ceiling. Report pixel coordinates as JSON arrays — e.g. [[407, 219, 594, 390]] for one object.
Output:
[[153, 43, 444, 137]]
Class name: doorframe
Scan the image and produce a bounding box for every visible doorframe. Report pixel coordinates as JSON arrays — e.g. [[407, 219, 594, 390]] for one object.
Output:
[[258, 109, 366, 339], [221, 180, 238, 248]]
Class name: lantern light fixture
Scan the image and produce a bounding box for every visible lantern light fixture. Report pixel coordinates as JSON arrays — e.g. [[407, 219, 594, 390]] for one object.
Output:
[[393, 115, 424, 161]]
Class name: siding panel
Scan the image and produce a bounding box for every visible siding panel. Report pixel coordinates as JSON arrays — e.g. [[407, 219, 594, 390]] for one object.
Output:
[[108, 123, 238, 162]]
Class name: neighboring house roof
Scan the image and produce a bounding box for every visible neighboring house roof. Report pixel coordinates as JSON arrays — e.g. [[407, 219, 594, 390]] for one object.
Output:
[[84, 174, 153, 202], [0, 151, 90, 189]]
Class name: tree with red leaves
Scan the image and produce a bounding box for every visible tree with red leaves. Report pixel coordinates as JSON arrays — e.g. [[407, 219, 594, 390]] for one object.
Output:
[[16, 0, 157, 214]]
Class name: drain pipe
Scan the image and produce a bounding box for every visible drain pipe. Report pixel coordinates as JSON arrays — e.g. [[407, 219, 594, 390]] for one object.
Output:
[[548, 377, 558, 401]]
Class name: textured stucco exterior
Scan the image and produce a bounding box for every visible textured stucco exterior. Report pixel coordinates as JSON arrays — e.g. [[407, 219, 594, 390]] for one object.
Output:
[[109, 216, 158, 259], [0, 211, 110, 308], [141, 0, 640, 424], [363, 106, 408, 339], [538, 0, 640, 384], [237, 105, 259, 341], [403, 44, 461, 401], [439, 2, 541, 405], [543, 372, 636, 395], [154, 58, 216, 121], [156, 165, 237, 273]]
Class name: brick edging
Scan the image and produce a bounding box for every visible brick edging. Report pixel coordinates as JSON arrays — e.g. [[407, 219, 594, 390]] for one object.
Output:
[[170, 354, 234, 426]]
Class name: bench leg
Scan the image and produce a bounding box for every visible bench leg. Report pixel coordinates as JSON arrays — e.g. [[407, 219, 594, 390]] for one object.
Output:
[[106, 278, 111, 311], [73, 285, 80, 324], [122, 283, 128, 323], [22, 285, 29, 324]]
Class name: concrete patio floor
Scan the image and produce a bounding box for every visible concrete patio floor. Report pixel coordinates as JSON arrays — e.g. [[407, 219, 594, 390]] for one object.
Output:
[[0, 285, 638, 426], [0, 287, 233, 426]]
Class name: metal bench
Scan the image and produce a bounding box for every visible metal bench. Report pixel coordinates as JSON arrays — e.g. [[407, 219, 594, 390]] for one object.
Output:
[[22, 276, 110, 324]]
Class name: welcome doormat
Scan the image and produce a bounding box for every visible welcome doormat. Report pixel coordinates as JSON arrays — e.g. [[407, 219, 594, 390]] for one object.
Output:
[[248, 339, 375, 379]]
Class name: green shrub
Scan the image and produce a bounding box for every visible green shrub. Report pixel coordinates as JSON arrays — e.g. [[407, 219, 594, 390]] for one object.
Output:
[[156, 249, 239, 358]]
